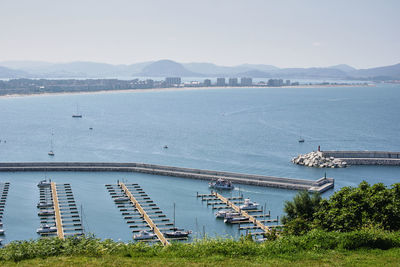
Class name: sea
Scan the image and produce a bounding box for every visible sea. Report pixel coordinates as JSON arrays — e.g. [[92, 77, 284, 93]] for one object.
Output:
[[0, 84, 399, 243]]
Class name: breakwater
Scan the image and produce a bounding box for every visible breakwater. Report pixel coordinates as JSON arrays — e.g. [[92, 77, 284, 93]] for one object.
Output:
[[293, 150, 400, 168], [0, 162, 334, 193]]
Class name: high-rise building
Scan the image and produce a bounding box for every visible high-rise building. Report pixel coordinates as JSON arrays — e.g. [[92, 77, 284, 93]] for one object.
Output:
[[228, 78, 238, 86], [165, 77, 181, 86], [240, 77, 252, 86], [203, 79, 211, 86], [285, 80, 291, 86], [216, 78, 226, 86]]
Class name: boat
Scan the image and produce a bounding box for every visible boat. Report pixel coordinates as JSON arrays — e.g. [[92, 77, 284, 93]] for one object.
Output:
[[37, 179, 51, 188], [89, 127, 93, 130], [72, 104, 82, 118], [37, 202, 53, 208], [133, 230, 156, 240], [36, 224, 57, 234], [48, 132, 55, 156], [38, 209, 55, 216], [114, 196, 130, 202], [164, 230, 192, 238], [224, 215, 249, 224], [239, 199, 259, 210], [298, 137, 305, 143], [0, 229, 4, 235], [163, 145, 168, 149], [209, 178, 234, 190], [214, 209, 239, 218]]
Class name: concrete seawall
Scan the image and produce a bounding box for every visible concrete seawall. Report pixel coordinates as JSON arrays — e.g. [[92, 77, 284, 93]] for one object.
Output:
[[0, 162, 334, 193], [321, 151, 400, 165]]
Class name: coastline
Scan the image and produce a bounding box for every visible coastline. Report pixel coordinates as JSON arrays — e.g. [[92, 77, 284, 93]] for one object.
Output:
[[0, 83, 374, 99]]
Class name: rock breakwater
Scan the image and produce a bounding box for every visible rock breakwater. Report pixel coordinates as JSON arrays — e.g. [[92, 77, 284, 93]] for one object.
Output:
[[292, 151, 347, 168]]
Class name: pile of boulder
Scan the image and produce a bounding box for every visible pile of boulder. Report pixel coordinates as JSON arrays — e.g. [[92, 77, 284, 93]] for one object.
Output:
[[291, 151, 347, 168]]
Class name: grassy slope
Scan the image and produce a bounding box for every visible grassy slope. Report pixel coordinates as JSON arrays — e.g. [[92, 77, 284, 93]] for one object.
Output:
[[2, 248, 400, 267]]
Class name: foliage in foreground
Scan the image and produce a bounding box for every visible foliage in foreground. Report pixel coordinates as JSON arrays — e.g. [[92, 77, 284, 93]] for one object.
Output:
[[282, 181, 400, 235], [1, 228, 400, 262]]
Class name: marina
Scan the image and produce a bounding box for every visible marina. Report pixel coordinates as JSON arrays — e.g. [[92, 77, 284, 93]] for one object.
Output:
[[106, 181, 191, 246], [37, 180, 83, 238]]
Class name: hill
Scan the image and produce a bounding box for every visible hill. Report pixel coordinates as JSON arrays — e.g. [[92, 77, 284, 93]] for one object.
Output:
[[138, 60, 200, 77]]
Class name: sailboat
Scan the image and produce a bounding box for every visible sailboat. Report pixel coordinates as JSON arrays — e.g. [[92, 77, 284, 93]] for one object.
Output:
[[48, 133, 55, 156], [164, 203, 192, 238], [72, 104, 82, 118], [298, 137, 305, 143]]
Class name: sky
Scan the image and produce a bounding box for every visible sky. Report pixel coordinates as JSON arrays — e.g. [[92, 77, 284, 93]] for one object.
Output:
[[0, 0, 399, 68]]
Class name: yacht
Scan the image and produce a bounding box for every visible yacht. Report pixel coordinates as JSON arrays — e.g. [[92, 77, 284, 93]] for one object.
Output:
[[164, 229, 192, 238], [37, 224, 57, 234], [133, 230, 156, 240], [0, 229, 4, 235], [114, 196, 130, 202], [38, 209, 55, 216], [224, 215, 249, 224], [37, 202, 53, 208], [215, 209, 239, 219], [37, 179, 51, 188], [209, 178, 234, 190], [298, 137, 305, 143], [239, 199, 259, 210], [48, 132, 55, 156]]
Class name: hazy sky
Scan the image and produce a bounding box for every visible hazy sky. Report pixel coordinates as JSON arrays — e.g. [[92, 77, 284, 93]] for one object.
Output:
[[1, 0, 399, 68]]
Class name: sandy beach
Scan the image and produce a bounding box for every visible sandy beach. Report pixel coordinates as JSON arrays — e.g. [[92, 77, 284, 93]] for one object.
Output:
[[0, 83, 373, 99]]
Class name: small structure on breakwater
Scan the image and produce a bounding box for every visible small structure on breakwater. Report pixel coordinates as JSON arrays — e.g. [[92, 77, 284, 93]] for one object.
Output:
[[292, 149, 400, 168]]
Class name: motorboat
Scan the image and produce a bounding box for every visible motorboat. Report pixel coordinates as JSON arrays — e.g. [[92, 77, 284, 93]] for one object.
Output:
[[163, 145, 168, 149], [224, 215, 249, 224], [37, 202, 53, 208], [0, 229, 4, 235], [37, 224, 57, 234], [209, 178, 234, 190], [38, 209, 55, 216], [164, 230, 192, 238], [239, 199, 259, 210], [48, 150, 55, 156], [37, 179, 51, 187], [133, 230, 156, 240], [215, 209, 239, 219], [114, 196, 130, 202]]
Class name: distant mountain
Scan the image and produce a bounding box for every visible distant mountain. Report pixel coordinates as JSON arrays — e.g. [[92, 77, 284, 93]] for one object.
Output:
[[328, 64, 356, 73], [183, 63, 278, 76], [350, 63, 400, 80], [138, 60, 200, 77], [0, 66, 29, 78], [235, 69, 271, 78], [275, 67, 347, 79]]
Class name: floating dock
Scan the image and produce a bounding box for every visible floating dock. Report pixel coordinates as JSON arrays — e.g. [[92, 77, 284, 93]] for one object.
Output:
[[37, 181, 83, 238], [0, 182, 10, 236], [197, 191, 280, 236], [106, 182, 188, 246], [0, 162, 334, 193]]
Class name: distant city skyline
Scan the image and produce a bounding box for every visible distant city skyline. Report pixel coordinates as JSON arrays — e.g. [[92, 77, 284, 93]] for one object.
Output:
[[1, 0, 399, 69]]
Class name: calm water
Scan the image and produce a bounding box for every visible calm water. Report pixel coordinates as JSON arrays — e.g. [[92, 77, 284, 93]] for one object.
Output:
[[0, 84, 399, 243]]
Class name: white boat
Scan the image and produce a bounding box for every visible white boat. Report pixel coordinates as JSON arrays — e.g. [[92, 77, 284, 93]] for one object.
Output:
[[209, 178, 234, 190], [0, 229, 4, 235], [48, 132, 55, 156], [37, 224, 57, 234], [133, 230, 156, 240], [38, 209, 55, 216], [215, 209, 239, 218], [37, 202, 53, 208], [164, 230, 192, 238], [37, 179, 51, 187], [224, 215, 249, 224], [114, 196, 129, 202], [239, 199, 259, 210]]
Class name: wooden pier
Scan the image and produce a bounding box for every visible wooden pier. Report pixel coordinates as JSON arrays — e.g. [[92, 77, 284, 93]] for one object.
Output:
[[37, 181, 83, 238], [197, 191, 280, 236], [0, 182, 10, 235], [106, 182, 189, 246]]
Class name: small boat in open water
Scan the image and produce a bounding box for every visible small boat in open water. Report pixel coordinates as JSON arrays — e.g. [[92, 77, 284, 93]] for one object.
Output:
[[209, 178, 234, 190], [133, 230, 156, 240]]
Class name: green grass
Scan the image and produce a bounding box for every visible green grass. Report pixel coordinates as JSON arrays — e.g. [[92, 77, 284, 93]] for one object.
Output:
[[1, 229, 400, 266], [1, 249, 400, 266]]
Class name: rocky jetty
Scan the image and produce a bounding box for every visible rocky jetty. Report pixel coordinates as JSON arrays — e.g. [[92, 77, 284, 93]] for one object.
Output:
[[292, 151, 347, 168]]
